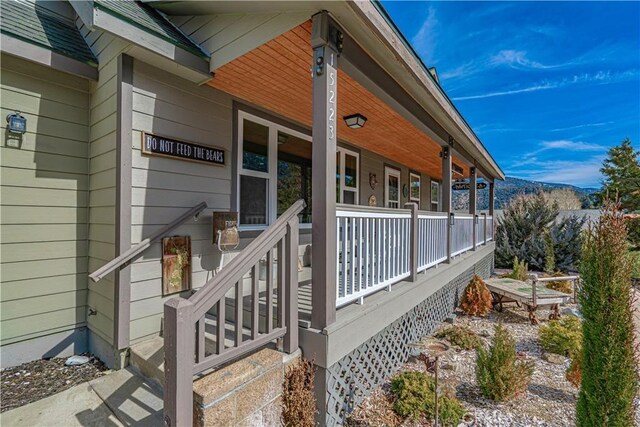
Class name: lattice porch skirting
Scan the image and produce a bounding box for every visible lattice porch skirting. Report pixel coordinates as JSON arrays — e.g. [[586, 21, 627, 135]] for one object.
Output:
[[323, 252, 494, 426]]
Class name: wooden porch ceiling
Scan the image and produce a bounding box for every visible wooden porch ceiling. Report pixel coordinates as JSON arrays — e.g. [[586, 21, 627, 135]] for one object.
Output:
[[207, 20, 469, 179]]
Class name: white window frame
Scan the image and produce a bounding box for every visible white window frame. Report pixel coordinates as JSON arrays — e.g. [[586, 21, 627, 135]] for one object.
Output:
[[237, 110, 312, 230], [336, 147, 359, 204], [384, 166, 401, 208], [409, 172, 421, 205]]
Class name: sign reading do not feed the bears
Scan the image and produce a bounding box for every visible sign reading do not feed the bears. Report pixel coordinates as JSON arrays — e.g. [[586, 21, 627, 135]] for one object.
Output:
[[142, 132, 225, 166]]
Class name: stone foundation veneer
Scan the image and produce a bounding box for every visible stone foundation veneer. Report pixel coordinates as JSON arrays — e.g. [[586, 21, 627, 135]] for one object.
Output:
[[323, 252, 494, 426], [192, 347, 299, 427]]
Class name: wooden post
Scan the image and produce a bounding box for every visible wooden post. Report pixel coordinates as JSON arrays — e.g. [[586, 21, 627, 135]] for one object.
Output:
[[163, 298, 194, 427], [311, 12, 339, 330], [442, 147, 452, 263], [489, 181, 495, 240], [469, 167, 477, 250], [405, 202, 418, 281], [284, 217, 299, 353]]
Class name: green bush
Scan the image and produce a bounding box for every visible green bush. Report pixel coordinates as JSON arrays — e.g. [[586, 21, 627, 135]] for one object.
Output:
[[390, 371, 465, 426], [626, 217, 640, 248], [577, 201, 638, 426], [476, 324, 534, 402], [495, 192, 585, 271], [544, 231, 556, 274], [538, 316, 582, 357], [630, 248, 640, 279], [435, 325, 481, 350], [502, 256, 529, 281]]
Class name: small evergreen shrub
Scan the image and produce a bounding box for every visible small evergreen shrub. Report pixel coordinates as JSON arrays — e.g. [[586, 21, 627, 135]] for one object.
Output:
[[577, 201, 638, 425], [544, 272, 573, 294], [435, 325, 481, 350], [282, 358, 316, 427], [538, 316, 582, 357], [476, 324, 534, 401], [459, 275, 493, 316], [502, 256, 529, 281], [544, 232, 556, 275], [390, 371, 466, 426], [626, 217, 640, 249]]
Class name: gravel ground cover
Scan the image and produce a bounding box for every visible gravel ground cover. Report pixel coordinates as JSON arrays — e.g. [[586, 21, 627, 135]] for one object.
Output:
[[347, 302, 640, 427], [0, 353, 109, 413]]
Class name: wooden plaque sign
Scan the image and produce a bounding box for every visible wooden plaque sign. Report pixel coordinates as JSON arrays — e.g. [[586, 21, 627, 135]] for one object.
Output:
[[142, 132, 225, 166], [162, 236, 192, 296], [452, 182, 488, 190]]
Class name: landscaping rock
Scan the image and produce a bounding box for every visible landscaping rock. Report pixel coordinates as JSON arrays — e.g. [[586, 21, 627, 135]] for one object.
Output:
[[542, 353, 566, 365], [560, 307, 582, 318]]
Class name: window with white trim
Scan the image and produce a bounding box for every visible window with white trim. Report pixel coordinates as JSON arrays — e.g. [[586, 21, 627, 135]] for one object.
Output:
[[336, 147, 359, 204], [431, 181, 440, 207], [237, 111, 312, 227], [409, 172, 421, 205], [385, 166, 401, 208]]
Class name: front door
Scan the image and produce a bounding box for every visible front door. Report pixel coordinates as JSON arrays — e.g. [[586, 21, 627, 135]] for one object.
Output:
[[385, 166, 400, 208]]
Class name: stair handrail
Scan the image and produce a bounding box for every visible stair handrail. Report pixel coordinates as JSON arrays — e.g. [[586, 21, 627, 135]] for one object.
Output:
[[189, 199, 305, 319], [89, 201, 208, 282]]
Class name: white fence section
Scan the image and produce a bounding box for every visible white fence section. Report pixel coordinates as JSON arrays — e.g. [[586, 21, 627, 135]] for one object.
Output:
[[336, 205, 412, 307], [475, 216, 485, 246], [486, 215, 494, 241], [417, 212, 448, 272], [451, 214, 474, 256]]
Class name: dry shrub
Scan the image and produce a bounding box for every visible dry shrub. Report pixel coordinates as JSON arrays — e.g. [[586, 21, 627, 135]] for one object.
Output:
[[566, 353, 582, 388], [282, 358, 316, 427], [543, 272, 573, 294], [460, 275, 493, 316]]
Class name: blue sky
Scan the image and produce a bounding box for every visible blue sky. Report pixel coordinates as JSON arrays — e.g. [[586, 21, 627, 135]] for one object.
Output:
[[382, 1, 640, 188]]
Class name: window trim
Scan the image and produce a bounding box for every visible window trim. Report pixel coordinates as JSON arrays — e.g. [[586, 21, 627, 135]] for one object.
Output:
[[409, 171, 421, 205], [336, 147, 360, 204], [384, 166, 401, 208], [237, 110, 312, 230], [431, 180, 440, 207]]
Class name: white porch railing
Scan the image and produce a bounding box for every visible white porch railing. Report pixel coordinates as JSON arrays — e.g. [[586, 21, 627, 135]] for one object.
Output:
[[486, 215, 494, 241], [451, 214, 474, 256], [336, 205, 411, 306], [417, 211, 448, 272], [475, 215, 485, 246]]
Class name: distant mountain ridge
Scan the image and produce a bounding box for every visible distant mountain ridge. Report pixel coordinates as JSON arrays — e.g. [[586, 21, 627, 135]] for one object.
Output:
[[453, 176, 599, 210]]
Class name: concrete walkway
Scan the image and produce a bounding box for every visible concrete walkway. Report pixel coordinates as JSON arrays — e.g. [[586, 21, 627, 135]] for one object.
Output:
[[1, 368, 163, 427]]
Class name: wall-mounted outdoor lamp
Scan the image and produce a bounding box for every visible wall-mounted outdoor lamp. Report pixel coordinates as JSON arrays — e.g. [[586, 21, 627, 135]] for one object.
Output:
[[344, 113, 367, 129], [6, 111, 27, 135]]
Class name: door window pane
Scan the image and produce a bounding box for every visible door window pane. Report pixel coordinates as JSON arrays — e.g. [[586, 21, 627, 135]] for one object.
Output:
[[387, 169, 400, 208], [240, 175, 268, 225], [410, 173, 420, 202], [242, 119, 269, 173], [277, 131, 312, 223], [336, 152, 341, 203], [343, 191, 356, 205]]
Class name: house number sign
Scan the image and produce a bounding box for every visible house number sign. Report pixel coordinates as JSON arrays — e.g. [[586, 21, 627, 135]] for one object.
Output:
[[142, 132, 225, 166]]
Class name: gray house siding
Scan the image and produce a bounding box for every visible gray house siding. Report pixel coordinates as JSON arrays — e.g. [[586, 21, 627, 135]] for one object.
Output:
[[77, 21, 131, 364], [0, 54, 90, 366], [128, 61, 234, 344]]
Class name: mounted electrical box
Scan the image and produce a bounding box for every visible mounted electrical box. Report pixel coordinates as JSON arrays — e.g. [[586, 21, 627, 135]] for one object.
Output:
[[213, 212, 239, 251]]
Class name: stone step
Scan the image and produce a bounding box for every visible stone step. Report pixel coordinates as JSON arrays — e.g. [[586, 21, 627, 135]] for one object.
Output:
[[128, 315, 256, 387]]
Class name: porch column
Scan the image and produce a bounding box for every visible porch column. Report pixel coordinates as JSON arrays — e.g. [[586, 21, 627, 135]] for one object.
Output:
[[311, 12, 340, 330], [489, 181, 495, 240], [442, 146, 452, 262], [469, 167, 477, 250]]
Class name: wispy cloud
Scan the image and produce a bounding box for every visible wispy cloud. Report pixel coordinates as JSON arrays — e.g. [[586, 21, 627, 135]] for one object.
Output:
[[452, 69, 639, 100], [490, 49, 575, 70], [549, 122, 613, 132], [539, 140, 606, 151], [506, 155, 605, 187], [411, 7, 438, 64]]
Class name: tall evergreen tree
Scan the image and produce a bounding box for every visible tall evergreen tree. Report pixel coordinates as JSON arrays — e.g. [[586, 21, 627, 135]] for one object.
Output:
[[577, 201, 637, 426], [599, 138, 640, 212]]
